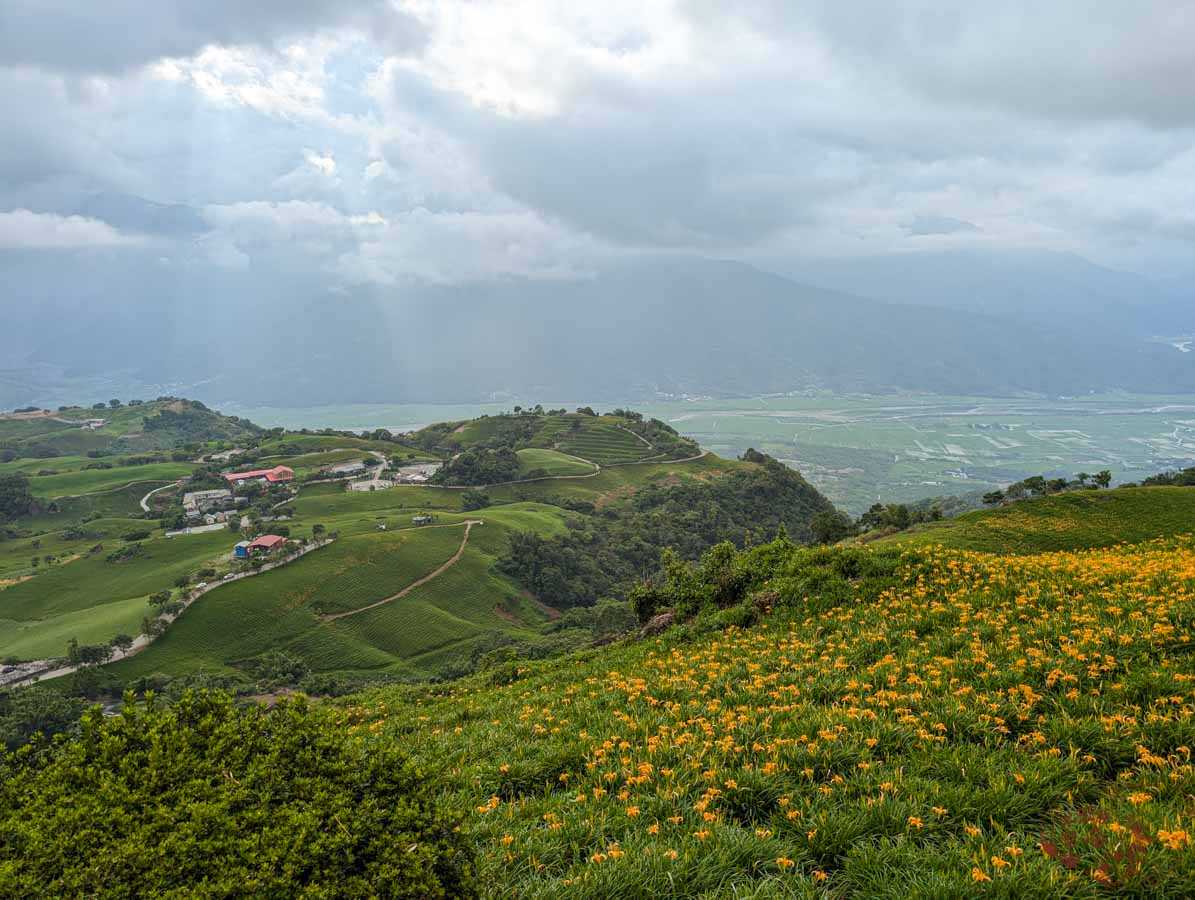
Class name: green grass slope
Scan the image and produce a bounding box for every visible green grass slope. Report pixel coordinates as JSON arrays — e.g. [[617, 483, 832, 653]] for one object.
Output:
[[342, 526, 1195, 896], [879, 485, 1195, 553], [515, 448, 597, 477], [108, 504, 571, 681]]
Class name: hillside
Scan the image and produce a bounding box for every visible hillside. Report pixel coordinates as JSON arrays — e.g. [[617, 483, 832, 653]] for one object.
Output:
[[875, 485, 1195, 553], [6, 449, 1195, 895], [335, 489, 1195, 896]]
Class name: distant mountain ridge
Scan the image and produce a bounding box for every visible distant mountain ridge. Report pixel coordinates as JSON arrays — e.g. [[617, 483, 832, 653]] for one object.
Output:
[[4, 253, 1194, 406]]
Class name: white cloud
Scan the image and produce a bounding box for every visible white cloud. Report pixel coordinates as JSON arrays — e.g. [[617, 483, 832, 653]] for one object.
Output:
[[0, 209, 140, 250]]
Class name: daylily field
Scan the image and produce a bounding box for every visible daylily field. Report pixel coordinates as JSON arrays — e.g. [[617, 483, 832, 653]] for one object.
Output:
[[345, 534, 1195, 897]]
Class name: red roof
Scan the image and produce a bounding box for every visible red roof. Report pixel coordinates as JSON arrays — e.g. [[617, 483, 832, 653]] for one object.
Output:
[[247, 534, 286, 550], [223, 465, 294, 484]]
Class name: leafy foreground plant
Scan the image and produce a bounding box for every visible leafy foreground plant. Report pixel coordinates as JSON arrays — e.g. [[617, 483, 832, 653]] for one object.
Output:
[[345, 535, 1195, 897], [0, 691, 474, 898]]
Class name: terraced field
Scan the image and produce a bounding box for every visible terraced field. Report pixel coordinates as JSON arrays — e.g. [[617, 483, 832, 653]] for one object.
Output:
[[547, 420, 658, 465]]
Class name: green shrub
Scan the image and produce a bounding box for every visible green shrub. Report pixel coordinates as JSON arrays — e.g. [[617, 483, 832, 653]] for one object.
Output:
[[0, 691, 475, 897]]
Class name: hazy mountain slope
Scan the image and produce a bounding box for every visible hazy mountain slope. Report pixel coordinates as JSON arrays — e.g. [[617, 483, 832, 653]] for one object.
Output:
[[6, 255, 1194, 406], [785, 249, 1193, 338]]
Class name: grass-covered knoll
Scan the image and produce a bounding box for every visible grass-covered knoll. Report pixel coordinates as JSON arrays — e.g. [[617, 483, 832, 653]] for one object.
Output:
[[515, 448, 597, 477], [880, 485, 1195, 553], [0, 692, 475, 897], [345, 532, 1195, 897]]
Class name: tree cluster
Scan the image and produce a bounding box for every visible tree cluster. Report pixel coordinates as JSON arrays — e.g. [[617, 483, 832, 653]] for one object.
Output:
[[432, 447, 520, 486], [497, 453, 835, 609]]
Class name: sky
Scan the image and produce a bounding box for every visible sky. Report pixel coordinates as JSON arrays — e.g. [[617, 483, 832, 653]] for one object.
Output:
[[2, 0, 1194, 293]]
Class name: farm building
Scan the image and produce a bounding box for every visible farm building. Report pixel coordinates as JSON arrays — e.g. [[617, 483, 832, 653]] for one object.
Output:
[[223, 465, 294, 490], [328, 460, 367, 475], [247, 534, 287, 555], [233, 540, 252, 559], [412, 515, 434, 525], [183, 488, 233, 518]]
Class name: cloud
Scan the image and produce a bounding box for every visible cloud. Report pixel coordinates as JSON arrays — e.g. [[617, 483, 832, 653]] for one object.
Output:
[[0, 1, 424, 74], [3, 0, 1195, 290], [906, 215, 979, 237], [0, 209, 141, 250]]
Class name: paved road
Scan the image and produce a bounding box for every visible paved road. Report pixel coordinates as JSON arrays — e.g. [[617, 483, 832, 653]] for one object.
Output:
[[139, 482, 177, 511], [322, 520, 483, 621], [12, 539, 334, 687]]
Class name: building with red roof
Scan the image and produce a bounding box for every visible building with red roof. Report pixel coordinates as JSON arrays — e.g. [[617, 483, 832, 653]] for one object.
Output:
[[223, 465, 294, 489], [246, 534, 286, 554]]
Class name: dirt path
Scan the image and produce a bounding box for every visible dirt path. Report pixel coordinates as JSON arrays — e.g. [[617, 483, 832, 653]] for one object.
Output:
[[322, 520, 482, 622]]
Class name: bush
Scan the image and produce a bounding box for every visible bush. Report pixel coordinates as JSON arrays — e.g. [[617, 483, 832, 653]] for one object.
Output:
[[0, 691, 475, 897]]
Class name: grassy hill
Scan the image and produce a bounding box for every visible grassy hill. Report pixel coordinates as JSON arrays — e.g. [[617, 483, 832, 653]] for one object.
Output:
[[876, 485, 1195, 553], [339, 501, 1195, 896]]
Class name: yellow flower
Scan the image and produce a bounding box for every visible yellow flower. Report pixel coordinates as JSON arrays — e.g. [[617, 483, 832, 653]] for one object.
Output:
[[647, 823, 660, 835], [664, 849, 679, 860], [991, 856, 1009, 868], [776, 856, 795, 869], [907, 816, 923, 829], [971, 868, 991, 883], [695, 830, 711, 841]]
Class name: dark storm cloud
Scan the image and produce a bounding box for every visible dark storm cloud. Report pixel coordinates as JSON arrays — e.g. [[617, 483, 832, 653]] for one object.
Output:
[[0, 0, 425, 73]]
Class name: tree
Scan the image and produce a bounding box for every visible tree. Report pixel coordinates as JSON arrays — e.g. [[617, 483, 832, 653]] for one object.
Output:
[[0, 472, 35, 521], [312, 523, 326, 540], [982, 490, 1005, 506], [810, 510, 854, 545], [108, 399, 122, 408], [461, 489, 491, 511], [1094, 470, 1113, 488], [1076, 472, 1090, 486], [110, 634, 134, 654]]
